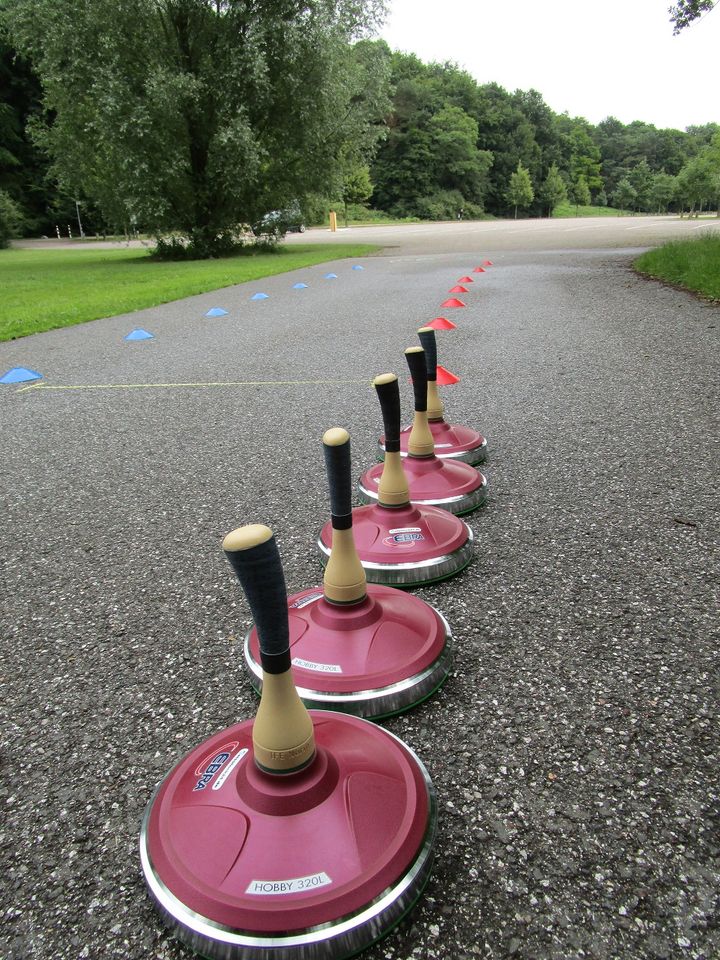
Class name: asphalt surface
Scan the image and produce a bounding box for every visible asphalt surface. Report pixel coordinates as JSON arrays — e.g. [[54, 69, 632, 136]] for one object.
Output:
[[1, 220, 718, 960]]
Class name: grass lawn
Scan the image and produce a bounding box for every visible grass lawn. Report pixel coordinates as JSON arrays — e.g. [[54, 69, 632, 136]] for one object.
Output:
[[0, 242, 379, 341], [634, 232, 720, 302], [552, 202, 625, 218]]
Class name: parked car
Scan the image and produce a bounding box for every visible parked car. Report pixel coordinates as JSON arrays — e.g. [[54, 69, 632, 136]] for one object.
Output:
[[252, 205, 306, 237]]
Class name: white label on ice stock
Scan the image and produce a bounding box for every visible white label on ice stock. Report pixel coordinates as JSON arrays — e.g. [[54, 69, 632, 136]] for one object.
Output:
[[289, 592, 323, 609], [434, 443, 453, 448], [246, 872, 332, 895], [388, 527, 421, 534], [211, 749, 248, 790], [292, 657, 343, 673]]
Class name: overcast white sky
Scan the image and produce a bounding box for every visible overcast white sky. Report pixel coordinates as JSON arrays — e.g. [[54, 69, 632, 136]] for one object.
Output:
[[379, 0, 719, 131]]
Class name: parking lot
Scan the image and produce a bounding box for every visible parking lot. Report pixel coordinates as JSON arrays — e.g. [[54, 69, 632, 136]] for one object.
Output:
[[1, 217, 718, 960]]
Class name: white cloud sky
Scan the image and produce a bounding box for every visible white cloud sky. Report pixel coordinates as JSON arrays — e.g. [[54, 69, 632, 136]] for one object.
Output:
[[379, 0, 719, 131]]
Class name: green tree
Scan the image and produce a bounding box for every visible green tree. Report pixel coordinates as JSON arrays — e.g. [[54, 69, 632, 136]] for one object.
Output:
[[570, 174, 591, 212], [507, 161, 534, 218], [627, 159, 654, 211], [368, 48, 707, 223], [708, 132, 720, 215], [0, 34, 65, 234], [669, 1, 716, 33], [539, 162, 566, 216], [593, 115, 628, 199], [426, 105, 492, 205], [4, 0, 388, 257], [648, 172, 677, 213], [686, 123, 720, 153], [341, 163, 373, 224], [593, 116, 694, 202], [677, 154, 718, 215], [370, 58, 492, 220], [557, 115, 602, 195], [613, 178, 636, 214], [476, 82, 538, 214], [512, 88, 561, 202], [0, 187, 24, 246]]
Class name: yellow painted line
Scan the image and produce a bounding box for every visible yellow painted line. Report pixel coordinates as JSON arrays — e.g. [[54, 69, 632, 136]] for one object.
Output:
[[16, 378, 371, 394]]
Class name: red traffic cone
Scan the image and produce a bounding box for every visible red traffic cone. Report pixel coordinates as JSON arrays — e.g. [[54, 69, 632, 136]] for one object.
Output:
[[457, 276, 474, 283], [441, 298, 466, 308], [482, 260, 493, 266], [436, 364, 460, 385], [448, 285, 469, 294], [472, 267, 486, 274], [427, 317, 457, 330]]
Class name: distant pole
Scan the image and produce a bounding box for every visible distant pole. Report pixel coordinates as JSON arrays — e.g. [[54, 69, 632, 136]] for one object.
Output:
[[75, 200, 85, 238]]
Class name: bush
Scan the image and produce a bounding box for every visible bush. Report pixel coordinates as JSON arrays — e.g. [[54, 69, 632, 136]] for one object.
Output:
[[151, 230, 246, 260], [150, 230, 286, 260], [0, 191, 26, 248], [410, 190, 485, 222], [344, 204, 418, 224], [151, 235, 192, 260], [303, 195, 332, 226], [287, 197, 409, 228]]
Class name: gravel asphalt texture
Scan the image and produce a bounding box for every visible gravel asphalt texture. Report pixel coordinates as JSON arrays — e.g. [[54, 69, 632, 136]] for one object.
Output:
[[1, 224, 718, 960]]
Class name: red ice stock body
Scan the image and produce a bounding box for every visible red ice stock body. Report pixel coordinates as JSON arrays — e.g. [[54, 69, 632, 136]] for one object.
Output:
[[363, 348, 487, 516], [318, 380, 474, 586], [141, 525, 437, 960]]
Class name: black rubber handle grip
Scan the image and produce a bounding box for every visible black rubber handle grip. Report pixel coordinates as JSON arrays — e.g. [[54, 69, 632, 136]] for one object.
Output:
[[374, 375, 401, 451], [405, 348, 428, 412], [323, 428, 353, 530], [224, 530, 290, 674], [418, 328, 438, 380]]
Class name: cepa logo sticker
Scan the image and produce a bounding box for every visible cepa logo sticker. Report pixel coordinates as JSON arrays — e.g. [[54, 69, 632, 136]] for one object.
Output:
[[382, 530, 425, 548], [193, 741, 240, 792]]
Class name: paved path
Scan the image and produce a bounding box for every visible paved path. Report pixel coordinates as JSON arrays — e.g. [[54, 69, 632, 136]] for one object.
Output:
[[1, 222, 718, 960], [14, 212, 720, 255], [284, 213, 720, 255]]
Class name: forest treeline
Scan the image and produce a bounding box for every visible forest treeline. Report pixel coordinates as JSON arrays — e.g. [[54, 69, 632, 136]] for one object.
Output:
[[366, 48, 720, 222], [1, 34, 719, 243]]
